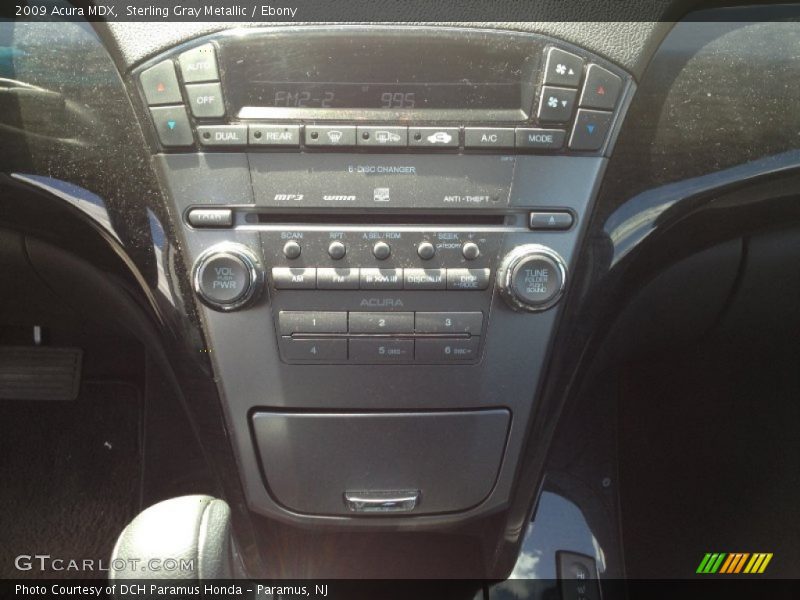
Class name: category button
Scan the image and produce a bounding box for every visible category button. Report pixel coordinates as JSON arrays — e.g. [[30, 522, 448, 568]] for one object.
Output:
[[349, 339, 414, 363], [446, 269, 491, 291], [278, 311, 348, 335], [515, 128, 566, 150], [404, 269, 446, 290], [415, 312, 483, 335], [178, 43, 219, 83], [360, 268, 403, 290], [317, 268, 359, 289], [185, 82, 225, 118], [464, 128, 515, 149], [415, 338, 481, 363], [249, 124, 301, 147], [140, 60, 182, 105], [187, 208, 233, 228], [280, 337, 347, 362], [197, 125, 247, 146], [538, 86, 578, 122], [349, 312, 414, 334], [271, 267, 316, 289]]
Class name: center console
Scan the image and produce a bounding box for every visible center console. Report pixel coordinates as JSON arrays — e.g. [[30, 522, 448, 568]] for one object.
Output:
[[137, 25, 633, 533]]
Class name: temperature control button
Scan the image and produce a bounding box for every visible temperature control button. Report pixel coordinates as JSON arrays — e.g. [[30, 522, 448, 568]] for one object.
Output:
[[140, 60, 182, 105]]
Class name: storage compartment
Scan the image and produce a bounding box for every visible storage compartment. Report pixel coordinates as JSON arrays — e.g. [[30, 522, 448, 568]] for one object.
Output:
[[251, 410, 511, 516]]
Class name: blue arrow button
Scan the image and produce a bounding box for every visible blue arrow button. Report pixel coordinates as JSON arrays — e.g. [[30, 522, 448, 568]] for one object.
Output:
[[586, 124, 596, 134], [167, 119, 176, 130]]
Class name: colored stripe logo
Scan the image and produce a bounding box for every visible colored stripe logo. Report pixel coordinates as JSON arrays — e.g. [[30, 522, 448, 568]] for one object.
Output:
[[696, 553, 773, 574]]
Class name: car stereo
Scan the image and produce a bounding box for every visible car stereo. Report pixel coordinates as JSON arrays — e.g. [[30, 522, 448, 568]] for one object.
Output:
[[142, 26, 634, 526]]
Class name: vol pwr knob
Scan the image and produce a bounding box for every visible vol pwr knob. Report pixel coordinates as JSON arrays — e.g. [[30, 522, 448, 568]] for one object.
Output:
[[192, 243, 263, 311], [496, 245, 567, 312]]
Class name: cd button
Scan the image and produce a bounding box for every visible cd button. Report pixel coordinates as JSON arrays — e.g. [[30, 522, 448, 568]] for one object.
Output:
[[349, 312, 414, 334], [360, 268, 403, 290], [464, 128, 515, 149], [305, 125, 357, 147], [317, 268, 359, 289], [272, 267, 316, 289], [185, 82, 225, 118], [404, 269, 446, 290]]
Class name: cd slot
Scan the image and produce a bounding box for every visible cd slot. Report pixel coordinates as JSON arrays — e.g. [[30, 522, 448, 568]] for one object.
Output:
[[253, 212, 507, 226]]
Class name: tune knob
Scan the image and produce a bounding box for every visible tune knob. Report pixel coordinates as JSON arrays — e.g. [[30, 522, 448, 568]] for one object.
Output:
[[496, 244, 567, 312], [192, 243, 263, 311]]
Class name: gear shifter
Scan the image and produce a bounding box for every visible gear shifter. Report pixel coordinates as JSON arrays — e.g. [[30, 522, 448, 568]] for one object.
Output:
[[109, 495, 234, 580]]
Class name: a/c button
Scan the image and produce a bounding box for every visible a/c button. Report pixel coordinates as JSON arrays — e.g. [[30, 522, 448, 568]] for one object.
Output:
[[464, 128, 515, 149]]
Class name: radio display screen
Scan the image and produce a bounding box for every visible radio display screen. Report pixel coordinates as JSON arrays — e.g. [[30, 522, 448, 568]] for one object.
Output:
[[224, 29, 540, 121]]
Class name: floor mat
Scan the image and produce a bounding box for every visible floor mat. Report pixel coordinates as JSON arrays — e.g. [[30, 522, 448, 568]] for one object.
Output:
[[618, 338, 800, 578], [0, 381, 141, 579]]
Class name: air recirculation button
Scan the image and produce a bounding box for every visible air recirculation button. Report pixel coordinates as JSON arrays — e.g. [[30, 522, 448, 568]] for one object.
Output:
[[192, 243, 263, 311]]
